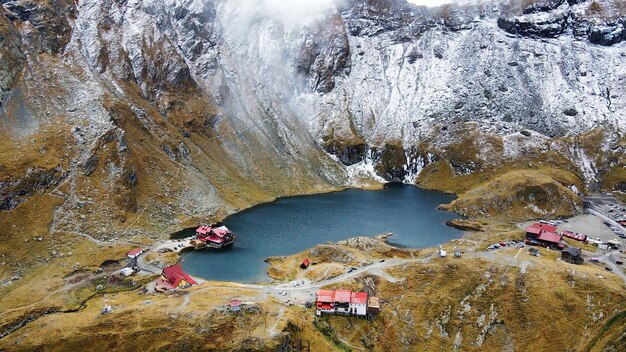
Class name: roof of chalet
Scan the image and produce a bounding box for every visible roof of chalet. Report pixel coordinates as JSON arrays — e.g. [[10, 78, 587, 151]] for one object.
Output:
[[162, 263, 197, 287], [334, 290, 351, 303], [526, 226, 542, 235], [317, 289, 334, 303], [128, 248, 143, 256], [537, 232, 561, 244], [350, 292, 368, 304]]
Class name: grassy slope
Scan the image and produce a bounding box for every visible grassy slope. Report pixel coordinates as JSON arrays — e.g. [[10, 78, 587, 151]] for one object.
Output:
[[1, 226, 625, 351], [280, 256, 626, 352], [440, 169, 583, 221]]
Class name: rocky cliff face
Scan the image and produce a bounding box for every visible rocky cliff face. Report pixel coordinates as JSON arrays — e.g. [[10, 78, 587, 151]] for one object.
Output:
[[0, 0, 624, 240]]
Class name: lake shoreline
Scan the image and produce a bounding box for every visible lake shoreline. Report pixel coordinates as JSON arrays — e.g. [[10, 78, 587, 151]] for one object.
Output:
[[178, 184, 464, 282]]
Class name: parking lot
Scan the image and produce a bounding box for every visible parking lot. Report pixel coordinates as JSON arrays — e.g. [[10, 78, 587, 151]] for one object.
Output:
[[584, 193, 626, 239], [554, 214, 620, 243]]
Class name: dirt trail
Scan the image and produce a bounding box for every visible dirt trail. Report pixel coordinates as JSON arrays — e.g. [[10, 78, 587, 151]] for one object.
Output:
[[267, 308, 284, 337]]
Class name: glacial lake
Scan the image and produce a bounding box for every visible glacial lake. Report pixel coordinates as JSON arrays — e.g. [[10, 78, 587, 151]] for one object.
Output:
[[179, 183, 464, 282]]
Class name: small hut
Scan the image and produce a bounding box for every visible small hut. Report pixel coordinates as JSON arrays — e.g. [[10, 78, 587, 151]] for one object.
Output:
[[301, 258, 310, 269], [561, 247, 583, 265], [228, 300, 242, 313], [367, 296, 381, 318], [127, 248, 143, 259]]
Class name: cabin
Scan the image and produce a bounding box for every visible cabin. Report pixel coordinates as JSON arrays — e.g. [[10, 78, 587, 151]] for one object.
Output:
[[127, 248, 143, 259], [350, 292, 368, 316], [610, 253, 623, 265], [301, 258, 310, 269], [159, 263, 197, 289], [561, 247, 584, 264]]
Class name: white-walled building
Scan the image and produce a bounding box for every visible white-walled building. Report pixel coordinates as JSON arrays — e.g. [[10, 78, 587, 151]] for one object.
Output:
[[350, 292, 368, 316]]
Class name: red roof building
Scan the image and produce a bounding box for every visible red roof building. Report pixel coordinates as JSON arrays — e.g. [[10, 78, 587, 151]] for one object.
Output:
[[526, 223, 565, 249], [161, 263, 197, 289], [127, 248, 143, 258], [316, 289, 374, 317], [301, 258, 310, 269], [195, 225, 234, 248], [561, 230, 587, 242]]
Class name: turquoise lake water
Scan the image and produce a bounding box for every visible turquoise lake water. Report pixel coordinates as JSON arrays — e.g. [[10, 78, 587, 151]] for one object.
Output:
[[180, 183, 464, 282]]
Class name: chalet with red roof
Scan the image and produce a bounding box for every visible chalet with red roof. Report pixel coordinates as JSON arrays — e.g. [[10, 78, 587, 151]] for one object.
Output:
[[158, 263, 197, 289], [525, 223, 564, 249], [316, 289, 372, 317], [195, 225, 235, 248]]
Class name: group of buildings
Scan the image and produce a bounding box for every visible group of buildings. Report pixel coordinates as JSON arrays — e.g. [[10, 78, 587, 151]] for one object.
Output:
[[316, 289, 380, 318], [525, 222, 624, 265], [191, 225, 235, 249]]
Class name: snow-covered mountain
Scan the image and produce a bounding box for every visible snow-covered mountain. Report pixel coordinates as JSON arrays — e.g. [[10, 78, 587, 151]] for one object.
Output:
[[0, 0, 624, 235]]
